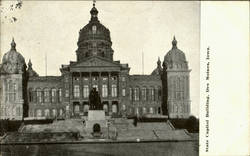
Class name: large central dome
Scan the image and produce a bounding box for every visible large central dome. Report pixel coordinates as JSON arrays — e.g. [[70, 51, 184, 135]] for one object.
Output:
[[76, 3, 114, 62]]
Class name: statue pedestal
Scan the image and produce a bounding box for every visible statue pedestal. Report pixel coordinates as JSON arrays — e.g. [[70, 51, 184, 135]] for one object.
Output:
[[86, 110, 107, 128]]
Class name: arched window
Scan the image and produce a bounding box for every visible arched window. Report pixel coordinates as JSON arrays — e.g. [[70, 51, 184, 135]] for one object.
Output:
[[45, 109, 50, 117], [150, 88, 155, 101], [59, 109, 63, 116], [74, 105, 80, 114], [37, 88, 42, 103], [122, 104, 126, 111], [142, 107, 147, 114], [58, 88, 62, 102], [103, 104, 108, 112], [83, 104, 89, 113], [36, 109, 42, 117], [129, 88, 133, 101], [52, 109, 57, 117], [134, 88, 139, 101], [44, 88, 50, 103], [28, 88, 33, 102], [141, 87, 147, 101], [149, 107, 154, 114], [92, 25, 97, 34], [112, 104, 117, 113], [51, 88, 57, 103]]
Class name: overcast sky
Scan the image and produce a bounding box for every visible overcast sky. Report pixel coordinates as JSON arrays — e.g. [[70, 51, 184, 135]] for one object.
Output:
[[1, 1, 200, 117]]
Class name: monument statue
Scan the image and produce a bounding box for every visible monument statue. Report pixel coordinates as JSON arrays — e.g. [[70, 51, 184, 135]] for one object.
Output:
[[89, 88, 103, 110]]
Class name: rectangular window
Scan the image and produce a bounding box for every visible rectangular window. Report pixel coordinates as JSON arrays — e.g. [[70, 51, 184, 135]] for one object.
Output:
[[51, 89, 57, 103], [102, 84, 108, 97], [151, 88, 155, 101], [44, 89, 50, 103], [74, 85, 80, 98], [134, 88, 139, 101], [65, 90, 69, 98], [129, 88, 133, 100], [83, 85, 89, 98], [141, 88, 146, 101], [58, 88, 62, 102], [111, 84, 117, 97], [122, 88, 126, 97], [37, 90, 42, 103]]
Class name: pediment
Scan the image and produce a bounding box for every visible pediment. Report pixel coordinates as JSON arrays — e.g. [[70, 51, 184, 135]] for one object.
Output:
[[71, 56, 121, 68]]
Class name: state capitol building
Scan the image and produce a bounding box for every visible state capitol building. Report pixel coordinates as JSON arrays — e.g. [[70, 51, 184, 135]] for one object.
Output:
[[0, 3, 191, 120]]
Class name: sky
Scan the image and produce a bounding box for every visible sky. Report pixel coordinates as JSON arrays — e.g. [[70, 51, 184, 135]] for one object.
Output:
[[0, 1, 200, 117]]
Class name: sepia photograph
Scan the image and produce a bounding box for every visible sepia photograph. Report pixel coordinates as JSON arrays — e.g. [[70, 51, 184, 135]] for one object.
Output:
[[0, 0, 201, 155]]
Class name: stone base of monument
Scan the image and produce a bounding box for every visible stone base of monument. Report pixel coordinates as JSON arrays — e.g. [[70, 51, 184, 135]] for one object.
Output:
[[86, 110, 107, 129]]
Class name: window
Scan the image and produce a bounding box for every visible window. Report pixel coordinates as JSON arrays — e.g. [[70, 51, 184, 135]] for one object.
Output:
[[64, 77, 68, 82], [92, 25, 97, 34], [150, 88, 155, 101], [141, 88, 146, 101], [149, 107, 154, 114], [51, 89, 57, 103], [102, 77, 108, 81], [74, 85, 80, 98], [83, 85, 89, 98], [112, 104, 117, 113], [37, 89, 42, 103], [121, 77, 125, 82], [134, 88, 139, 101], [103, 104, 108, 112], [111, 84, 117, 97], [45, 109, 50, 117], [111, 76, 116, 81], [36, 109, 42, 117], [52, 109, 57, 117], [16, 107, 21, 116], [6, 81, 17, 102], [29, 88, 33, 102], [129, 88, 132, 100], [102, 84, 108, 97], [142, 107, 147, 114], [122, 104, 126, 111], [92, 85, 98, 91], [93, 77, 98, 81], [83, 77, 89, 81], [158, 88, 162, 100], [122, 89, 126, 97], [83, 104, 89, 113], [65, 90, 69, 98], [74, 105, 80, 114], [44, 88, 50, 103], [59, 109, 63, 116], [58, 88, 62, 102]]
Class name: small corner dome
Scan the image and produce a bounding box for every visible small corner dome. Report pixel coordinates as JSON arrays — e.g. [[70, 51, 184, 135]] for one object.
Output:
[[164, 37, 188, 69], [27, 59, 39, 77], [1, 38, 26, 74]]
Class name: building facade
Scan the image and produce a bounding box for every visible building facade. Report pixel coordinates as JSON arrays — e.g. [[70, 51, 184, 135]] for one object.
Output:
[[0, 4, 191, 120]]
